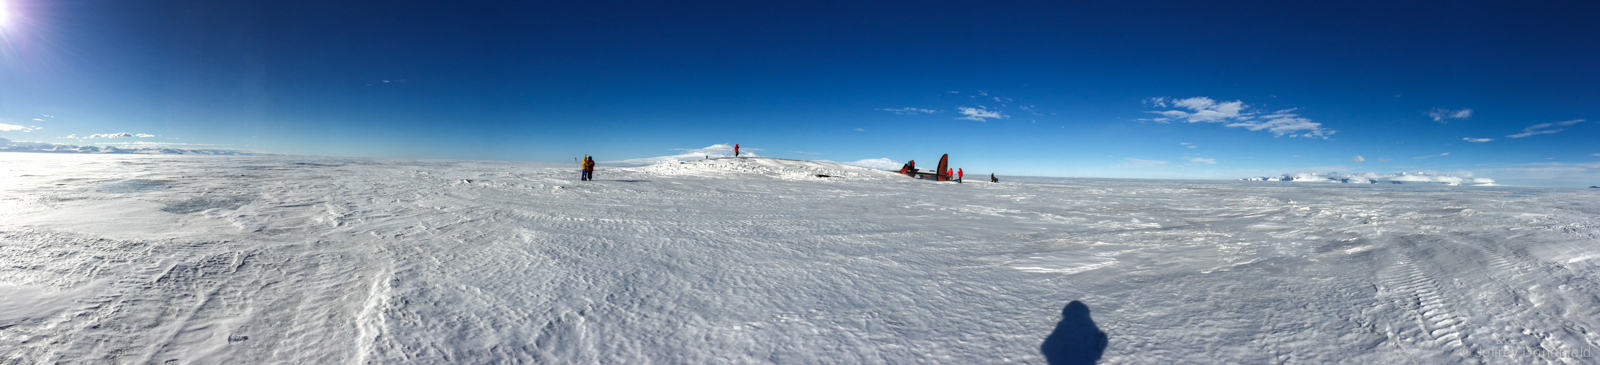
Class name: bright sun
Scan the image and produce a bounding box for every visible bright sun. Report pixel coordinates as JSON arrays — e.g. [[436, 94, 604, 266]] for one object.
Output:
[[0, 0, 9, 27]]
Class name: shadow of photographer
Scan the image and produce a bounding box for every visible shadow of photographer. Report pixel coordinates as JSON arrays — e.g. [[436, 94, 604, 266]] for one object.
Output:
[[1041, 300, 1108, 365]]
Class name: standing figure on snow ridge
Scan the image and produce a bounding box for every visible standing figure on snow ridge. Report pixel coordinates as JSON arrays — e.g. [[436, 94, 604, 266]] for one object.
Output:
[[734, 144, 740, 157], [991, 173, 998, 183], [958, 168, 963, 183], [581, 156, 595, 181]]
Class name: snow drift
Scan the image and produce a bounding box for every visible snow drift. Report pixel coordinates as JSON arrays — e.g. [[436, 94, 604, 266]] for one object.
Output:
[[1242, 171, 1496, 185]]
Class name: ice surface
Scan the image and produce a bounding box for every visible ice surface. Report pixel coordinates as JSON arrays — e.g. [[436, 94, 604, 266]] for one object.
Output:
[[2, 153, 1599, 364]]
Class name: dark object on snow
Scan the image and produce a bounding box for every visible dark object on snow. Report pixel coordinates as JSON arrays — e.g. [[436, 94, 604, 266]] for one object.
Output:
[[1041, 301, 1107, 365], [991, 173, 999, 183], [900, 154, 953, 181], [814, 174, 833, 178], [935, 154, 949, 181], [1591, 186, 1599, 188]]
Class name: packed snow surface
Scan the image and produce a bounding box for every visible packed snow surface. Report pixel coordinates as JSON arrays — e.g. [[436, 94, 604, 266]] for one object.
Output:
[[3, 153, 1599, 364]]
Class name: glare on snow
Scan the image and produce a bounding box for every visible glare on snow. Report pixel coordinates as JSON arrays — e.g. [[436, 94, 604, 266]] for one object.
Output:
[[2, 152, 1598, 363]]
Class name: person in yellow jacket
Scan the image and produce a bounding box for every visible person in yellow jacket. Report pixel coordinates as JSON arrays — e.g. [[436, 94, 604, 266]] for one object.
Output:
[[580, 156, 595, 181]]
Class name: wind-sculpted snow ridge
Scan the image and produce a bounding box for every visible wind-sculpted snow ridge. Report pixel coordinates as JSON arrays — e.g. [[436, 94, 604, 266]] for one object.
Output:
[[1242, 171, 1495, 186], [3, 153, 1599, 364], [0, 137, 267, 155]]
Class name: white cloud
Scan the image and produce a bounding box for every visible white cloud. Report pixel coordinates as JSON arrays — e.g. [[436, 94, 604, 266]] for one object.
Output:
[[977, 90, 988, 96], [136, 133, 155, 138], [1507, 119, 1587, 138], [947, 91, 960, 94], [1141, 96, 1333, 138], [853, 128, 865, 132], [1186, 157, 1217, 164], [0, 123, 34, 132], [32, 118, 44, 121], [1123, 158, 1170, 167], [1351, 155, 1365, 162], [1413, 152, 1450, 159], [877, 107, 938, 115], [1428, 108, 1473, 123], [1463, 137, 1492, 143], [1593, 153, 1600, 157], [956, 107, 1007, 122]]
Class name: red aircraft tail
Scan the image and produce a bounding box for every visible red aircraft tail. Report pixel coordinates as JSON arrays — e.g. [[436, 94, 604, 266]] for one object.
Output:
[[936, 154, 949, 181]]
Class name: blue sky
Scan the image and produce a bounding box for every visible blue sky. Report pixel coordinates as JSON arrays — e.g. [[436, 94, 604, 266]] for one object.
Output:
[[1, 0, 1596, 186]]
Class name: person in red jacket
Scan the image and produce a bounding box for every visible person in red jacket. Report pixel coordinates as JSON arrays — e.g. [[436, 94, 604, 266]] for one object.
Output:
[[734, 144, 740, 157], [580, 156, 595, 181], [958, 168, 964, 183]]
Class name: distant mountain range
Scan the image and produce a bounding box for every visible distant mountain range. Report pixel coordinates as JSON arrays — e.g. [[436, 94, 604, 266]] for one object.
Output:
[[0, 137, 271, 156], [1241, 172, 1494, 186]]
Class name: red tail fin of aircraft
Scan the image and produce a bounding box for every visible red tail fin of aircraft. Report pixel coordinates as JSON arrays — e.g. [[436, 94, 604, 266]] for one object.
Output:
[[936, 154, 949, 181]]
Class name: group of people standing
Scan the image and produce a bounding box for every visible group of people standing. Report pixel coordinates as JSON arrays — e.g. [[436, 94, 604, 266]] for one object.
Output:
[[579, 156, 595, 181]]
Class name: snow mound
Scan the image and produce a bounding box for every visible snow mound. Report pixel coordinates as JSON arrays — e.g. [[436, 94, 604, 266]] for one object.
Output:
[[829, 158, 903, 170], [1241, 172, 1495, 186], [638, 157, 902, 181], [606, 143, 754, 167]]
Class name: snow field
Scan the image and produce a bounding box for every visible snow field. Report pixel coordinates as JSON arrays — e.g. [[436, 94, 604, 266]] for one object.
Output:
[[2, 153, 1599, 364]]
